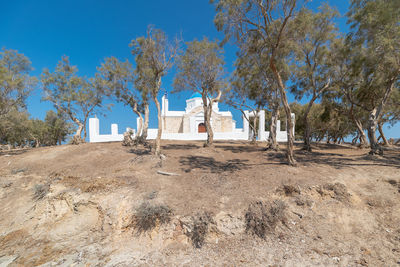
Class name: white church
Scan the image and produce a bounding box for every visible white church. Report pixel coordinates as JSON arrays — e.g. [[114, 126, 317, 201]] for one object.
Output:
[[89, 93, 294, 143]]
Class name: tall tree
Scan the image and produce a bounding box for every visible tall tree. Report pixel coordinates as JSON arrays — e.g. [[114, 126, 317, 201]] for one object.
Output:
[[290, 5, 337, 151], [346, 0, 400, 155], [96, 57, 150, 142], [212, 0, 304, 166], [42, 56, 105, 144], [173, 38, 226, 147], [130, 27, 179, 155], [229, 39, 278, 146], [0, 48, 36, 117], [329, 38, 369, 147]]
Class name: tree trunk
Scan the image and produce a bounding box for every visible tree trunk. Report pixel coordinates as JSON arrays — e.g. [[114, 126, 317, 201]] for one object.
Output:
[[154, 97, 162, 156], [72, 122, 84, 145], [270, 62, 296, 166], [83, 118, 88, 140], [142, 103, 149, 140], [354, 118, 368, 148], [367, 82, 394, 155], [251, 111, 258, 144], [378, 122, 389, 146], [302, 96, 317, 152], [268, 105, 279, 150], [202, 94, 214, 147], [349, 104, 368, 148], [367, 108, 381, 155]]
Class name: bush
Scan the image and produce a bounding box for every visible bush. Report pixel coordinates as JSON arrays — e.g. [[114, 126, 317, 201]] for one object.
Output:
[[133, 202, 172, 233], [188, 211, 214, 248], [321, 183, 350, 201], [281, 184, 300, 196], [245, 200, 287, 239], [33, 184, 50, 200]]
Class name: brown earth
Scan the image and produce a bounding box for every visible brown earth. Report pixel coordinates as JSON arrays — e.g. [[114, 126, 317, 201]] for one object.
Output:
[[0, 141, 399, 266]]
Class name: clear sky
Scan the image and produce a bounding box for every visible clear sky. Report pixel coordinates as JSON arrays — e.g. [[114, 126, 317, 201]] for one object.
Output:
[[1, 0, 399, 139]]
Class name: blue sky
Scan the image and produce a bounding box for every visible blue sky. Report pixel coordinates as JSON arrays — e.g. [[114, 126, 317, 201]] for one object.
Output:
[[1, 0, 399, 139]]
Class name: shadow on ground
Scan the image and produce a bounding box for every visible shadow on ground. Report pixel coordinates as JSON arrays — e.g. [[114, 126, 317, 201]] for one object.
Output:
[[0, 149, 31, 157], [179, 155, 250, 173], [263, 143, 400, 169], [215, 144, 264, 153], [162, 144, 200, 150]]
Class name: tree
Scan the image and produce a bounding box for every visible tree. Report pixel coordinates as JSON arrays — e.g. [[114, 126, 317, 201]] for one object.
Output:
[[174, 38, 226, 147], [0, 109, 31, 148], [42, 56, 105, 144], [29, 118, 48, 147], [212, 0, 304, 166], [96, 57, 150, 142], [346, 0, 400, 155], [229, 39, 278, 146], [329, 38, 369, 147], [0, 48, 36, 117], [130, 27, 179, 155], [43, 110, 74, 145], [290, 5, 337, 151]]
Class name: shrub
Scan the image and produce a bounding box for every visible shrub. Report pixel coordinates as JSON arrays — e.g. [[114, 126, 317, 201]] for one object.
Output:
[[133, 202, 172, 233], [282, 184, 300, 196], [322, 183, 350, 201], [188, 211, 214, 248], [33, 184, 50, 200], [245, 200, 287, 239]]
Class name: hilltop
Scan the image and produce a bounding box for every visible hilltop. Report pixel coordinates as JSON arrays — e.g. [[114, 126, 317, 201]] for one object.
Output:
[[0, 141, 399, 266]]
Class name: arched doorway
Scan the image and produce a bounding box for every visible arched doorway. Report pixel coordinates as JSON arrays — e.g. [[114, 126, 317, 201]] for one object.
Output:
[[198, 123, 206, 133]]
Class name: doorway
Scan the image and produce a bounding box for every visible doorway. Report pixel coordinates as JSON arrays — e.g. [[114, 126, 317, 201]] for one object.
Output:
[[198, 123, 206, 133]]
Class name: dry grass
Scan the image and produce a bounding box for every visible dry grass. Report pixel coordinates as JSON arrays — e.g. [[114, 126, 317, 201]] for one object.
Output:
[[133, 202, 172, 233], [187, 211, 214, 248], [245, 200, 287, 239], [32, 184, 50, 201]]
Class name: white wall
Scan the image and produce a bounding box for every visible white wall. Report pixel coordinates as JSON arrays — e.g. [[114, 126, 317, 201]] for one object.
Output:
[[89, 117, 134, 143], [89, 112, 295, 143]]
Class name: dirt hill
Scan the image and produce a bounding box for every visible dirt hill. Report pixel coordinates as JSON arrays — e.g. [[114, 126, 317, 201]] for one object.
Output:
[[0, 141, 399, 266]]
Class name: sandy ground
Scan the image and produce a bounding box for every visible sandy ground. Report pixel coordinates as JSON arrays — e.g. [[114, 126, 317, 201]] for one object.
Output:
[[0, 141, 399, 266]]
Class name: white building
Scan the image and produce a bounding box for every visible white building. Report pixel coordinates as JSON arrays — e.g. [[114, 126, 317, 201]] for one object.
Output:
[[89, 93, 295, 143]]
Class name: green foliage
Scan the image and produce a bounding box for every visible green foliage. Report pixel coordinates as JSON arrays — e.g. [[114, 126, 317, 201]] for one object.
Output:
[[345, 0, 400, 110], [0, 109, 73, 148], [290, 5, 337, 100], [96, 57, 144, 111], [130, 27, 178, 99], [43, 110, 74, 145], [0, 109, 31, 147], [0, 48, 36, 117], [42, 56, 105, 143], [173, 38, 226, 98]]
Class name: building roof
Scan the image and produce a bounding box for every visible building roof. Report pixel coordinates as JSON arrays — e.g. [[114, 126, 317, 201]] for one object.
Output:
[[189, 92, 202, 99]]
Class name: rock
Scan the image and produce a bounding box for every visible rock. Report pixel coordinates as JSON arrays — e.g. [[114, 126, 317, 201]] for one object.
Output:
[[215, 211, 244, 236]]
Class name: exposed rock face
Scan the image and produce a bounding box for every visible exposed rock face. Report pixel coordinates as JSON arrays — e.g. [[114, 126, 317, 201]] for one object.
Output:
[[0, 142, 399, 266]]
